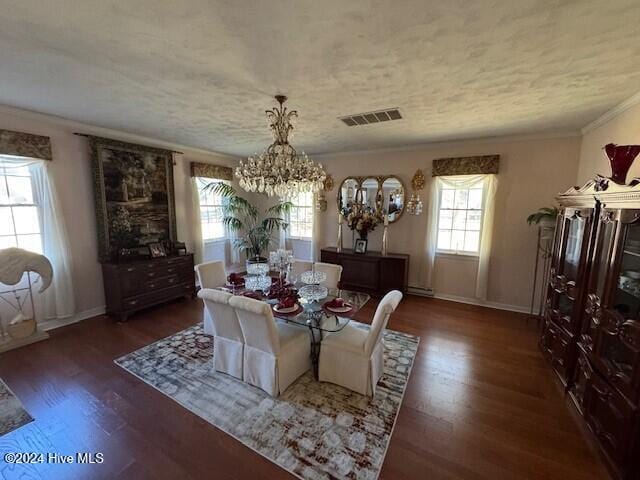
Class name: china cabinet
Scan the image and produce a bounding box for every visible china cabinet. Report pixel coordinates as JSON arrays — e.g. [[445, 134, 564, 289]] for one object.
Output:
[[542, 178, 640, 479]]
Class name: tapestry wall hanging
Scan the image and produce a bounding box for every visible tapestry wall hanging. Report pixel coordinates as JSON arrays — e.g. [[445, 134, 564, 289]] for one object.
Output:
[[89, 136, 177, 261]]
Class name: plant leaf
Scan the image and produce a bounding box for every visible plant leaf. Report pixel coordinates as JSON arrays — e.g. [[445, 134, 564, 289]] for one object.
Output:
[[204, 181, 236, 197], [223, 216, 243, 231], [267, 201, 294, 216], [262, 216, 287, 232]]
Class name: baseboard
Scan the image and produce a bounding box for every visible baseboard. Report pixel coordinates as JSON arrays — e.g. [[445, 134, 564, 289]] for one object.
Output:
[[407, 287, 537, 315], [39, 305, 106, 332]]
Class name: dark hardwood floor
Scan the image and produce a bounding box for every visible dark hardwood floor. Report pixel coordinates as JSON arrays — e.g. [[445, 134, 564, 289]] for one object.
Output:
[[0, 295, 610, 479]]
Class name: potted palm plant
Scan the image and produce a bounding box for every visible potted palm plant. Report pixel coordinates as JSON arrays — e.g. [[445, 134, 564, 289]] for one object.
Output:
[[205, 182, 292, 264], [527, 207, 559, 228]]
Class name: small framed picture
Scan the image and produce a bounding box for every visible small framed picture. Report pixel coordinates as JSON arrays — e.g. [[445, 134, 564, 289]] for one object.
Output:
[[148, 242, 167, 258], [354, 238, 368, 254], [173, 241, 187, 256]]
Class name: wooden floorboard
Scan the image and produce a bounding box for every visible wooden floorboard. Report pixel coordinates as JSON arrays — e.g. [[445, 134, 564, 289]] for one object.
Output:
[[0, 295, 610, 479]]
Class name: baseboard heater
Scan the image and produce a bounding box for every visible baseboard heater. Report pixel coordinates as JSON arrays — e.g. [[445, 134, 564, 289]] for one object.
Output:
[[407, 286, 434, 297]]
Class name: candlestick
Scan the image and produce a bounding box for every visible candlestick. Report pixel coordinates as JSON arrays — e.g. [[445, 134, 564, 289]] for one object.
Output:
[[382, 224, 389, 256]]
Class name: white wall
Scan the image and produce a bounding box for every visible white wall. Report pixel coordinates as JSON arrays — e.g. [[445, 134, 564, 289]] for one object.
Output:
[[316, 135, 581, 310], [0, 105, 239, 321], [577, 98, 640, 185]]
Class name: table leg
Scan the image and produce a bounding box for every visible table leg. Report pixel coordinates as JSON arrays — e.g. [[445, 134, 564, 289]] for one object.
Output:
[[308, 326, 323, 380]]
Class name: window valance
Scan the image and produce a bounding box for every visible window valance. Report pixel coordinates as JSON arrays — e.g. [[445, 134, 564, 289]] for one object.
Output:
[[190, 162, 233, 181], [432, 155, 499, 176], [0, 129, 52, 161]]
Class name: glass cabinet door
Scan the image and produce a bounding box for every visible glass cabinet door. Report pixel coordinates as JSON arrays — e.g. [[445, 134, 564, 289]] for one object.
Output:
[[582, 209, 617, 352], [548, 208, 593, 335], [596, 209, 640, 404]]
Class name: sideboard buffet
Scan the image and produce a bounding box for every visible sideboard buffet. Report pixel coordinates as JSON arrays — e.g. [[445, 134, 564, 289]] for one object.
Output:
[[103, 254, 196, 321], [541, 179, 640, 480], [320, 247, 409, 297]]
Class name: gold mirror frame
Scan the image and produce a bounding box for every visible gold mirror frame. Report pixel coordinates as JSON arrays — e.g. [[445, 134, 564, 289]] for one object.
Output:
[[336, 175, 406, 223], [379, 175, 406, 223], [337, 177, 361, 213]]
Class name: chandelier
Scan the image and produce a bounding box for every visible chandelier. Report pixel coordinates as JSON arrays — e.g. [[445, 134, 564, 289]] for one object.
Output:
[[236, 95, 326, 197]]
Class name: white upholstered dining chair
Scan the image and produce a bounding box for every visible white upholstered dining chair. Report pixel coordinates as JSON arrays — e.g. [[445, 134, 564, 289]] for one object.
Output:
[[228, 295, 311, 396], [197, 289, 244, 379], [290, 259, 312, 282], [319, 290, 403, 396], [195, 260, 227, 335], [313, 262, 343, 290]]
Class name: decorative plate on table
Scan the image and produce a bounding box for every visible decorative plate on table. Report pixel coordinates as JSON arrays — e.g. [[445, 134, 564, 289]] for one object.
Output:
[[273, 303, 300, 314], [324, 302, 353, 313]]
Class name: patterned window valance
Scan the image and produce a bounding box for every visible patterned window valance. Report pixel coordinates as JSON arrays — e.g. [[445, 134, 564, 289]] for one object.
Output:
[[190, 162, 233, 181], [432, 155, 500, 176], [0, 129, 52, 161]]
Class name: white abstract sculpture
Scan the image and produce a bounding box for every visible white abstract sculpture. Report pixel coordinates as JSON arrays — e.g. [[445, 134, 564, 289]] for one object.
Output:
[[0, 248, 53, 342], [0, 248, 53, 292]]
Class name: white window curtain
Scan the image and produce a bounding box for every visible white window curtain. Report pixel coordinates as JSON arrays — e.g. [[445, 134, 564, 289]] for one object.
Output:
[[311, 193, 321, 262], [0, 156, 75, 320], [424, 174, 497, 300], [190, 176, 205, 265], [224, 194, 240, 267], [191, 177, 240, 268], [282, 193, 319, 262], [29, 160, 75, 319]]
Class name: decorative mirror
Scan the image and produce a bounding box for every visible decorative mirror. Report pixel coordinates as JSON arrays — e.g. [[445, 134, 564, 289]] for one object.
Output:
[[337, 175, 407, 223], [338, 177, 360, 213], [380, 176, 405, 223], [359, 177, 380, 211]]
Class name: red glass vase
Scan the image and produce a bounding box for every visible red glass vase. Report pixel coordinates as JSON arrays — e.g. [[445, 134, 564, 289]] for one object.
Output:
[[605, 143, 640, 185]]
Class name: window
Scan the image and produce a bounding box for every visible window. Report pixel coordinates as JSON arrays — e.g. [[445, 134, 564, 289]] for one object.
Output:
[[436, 180, 484, 254], [0, 163, 42, 254], [197, 177, 225, 240], [289, 191, 314, 239]]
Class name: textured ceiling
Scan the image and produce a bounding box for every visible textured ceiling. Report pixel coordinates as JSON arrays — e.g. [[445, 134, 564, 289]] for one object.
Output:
[[1, 0, 640, 156]]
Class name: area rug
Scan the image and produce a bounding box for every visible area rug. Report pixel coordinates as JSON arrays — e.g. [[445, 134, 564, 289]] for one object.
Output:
[[0, 378, 33, 437], [115, 322, 419, 480]]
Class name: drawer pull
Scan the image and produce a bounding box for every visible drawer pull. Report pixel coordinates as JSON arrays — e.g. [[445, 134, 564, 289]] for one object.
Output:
[[148, 283, 155, 288], [148, 272, 156, 277], [126, 267, 135, 272], [168, 278, 175, 283], [129, 300, 138, 306]]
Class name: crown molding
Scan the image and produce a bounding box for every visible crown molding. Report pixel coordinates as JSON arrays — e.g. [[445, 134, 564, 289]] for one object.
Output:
[[581, 91, 640, 135], [312, 130, 581, 159], [0, 103, 241, 161]]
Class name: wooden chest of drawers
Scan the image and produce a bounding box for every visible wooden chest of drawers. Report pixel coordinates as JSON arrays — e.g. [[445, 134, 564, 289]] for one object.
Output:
[[102, 254, 196, 321]]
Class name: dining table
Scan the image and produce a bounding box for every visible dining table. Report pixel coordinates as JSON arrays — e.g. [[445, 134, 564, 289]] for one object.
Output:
[[218, 280, 371, 378]]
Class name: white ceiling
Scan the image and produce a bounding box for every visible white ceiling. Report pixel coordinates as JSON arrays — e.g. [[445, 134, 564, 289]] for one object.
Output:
[[1, 0, 639, 156]]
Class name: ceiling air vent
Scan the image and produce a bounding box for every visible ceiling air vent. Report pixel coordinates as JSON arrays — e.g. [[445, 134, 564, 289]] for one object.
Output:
[[339, 108, 402, 126]]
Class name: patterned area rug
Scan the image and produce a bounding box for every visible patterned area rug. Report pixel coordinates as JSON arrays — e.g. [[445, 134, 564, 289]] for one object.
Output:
[[115, 322, 419, 480], [0, 378, 33, 437]]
